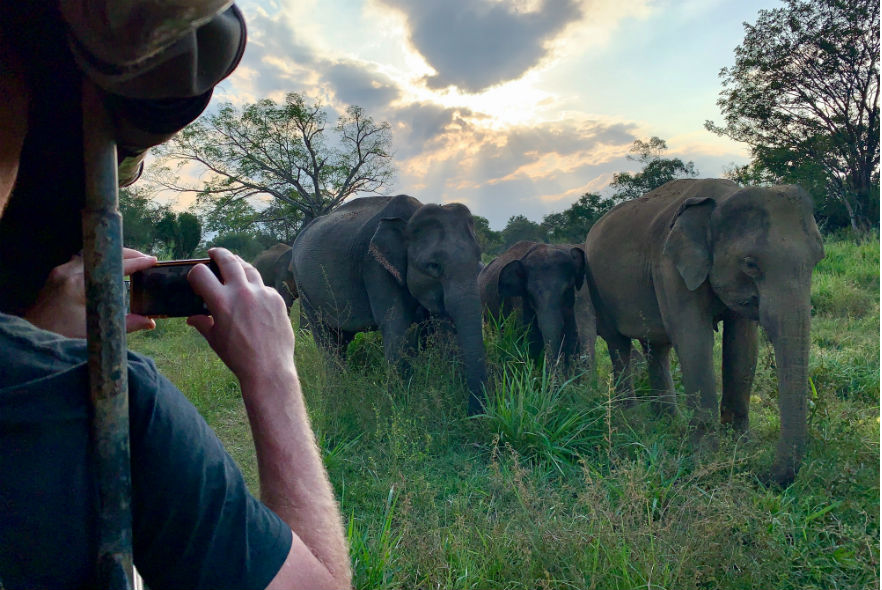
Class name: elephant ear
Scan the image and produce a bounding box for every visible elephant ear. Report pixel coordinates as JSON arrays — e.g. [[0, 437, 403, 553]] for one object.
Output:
[[498, 260, 526, 298], [569, 246, 586, 290], [369, 217, 408, 286], [662, 197, 716, 291]]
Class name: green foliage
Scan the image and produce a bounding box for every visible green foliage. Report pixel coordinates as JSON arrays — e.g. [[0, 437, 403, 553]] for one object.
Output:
[[609, 137, 698, 202], [541, 192, 613, 244], [472, 215, 504, 257], [120, 188, 202, 258], [500, 214, 544, 249], [155, 210, 202, 259], [208, 231, 267, 260], [707, 0, 880, 231], [119, 187, 164, 253], [153, 92, 395, 225], [130, 233, 879, 590], [347, 487, 402, 589]]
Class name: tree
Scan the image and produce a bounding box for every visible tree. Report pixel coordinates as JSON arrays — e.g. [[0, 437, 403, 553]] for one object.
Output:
[[155, 211, 202, 259], [472, 215, 503, 257], [706, 0, 880, 231], [541, 192, 613, 244], [501, 214, 545, 248], [609, 137, 698, 202], [153, 92, 395, 227], [119, 187, 164, 254]]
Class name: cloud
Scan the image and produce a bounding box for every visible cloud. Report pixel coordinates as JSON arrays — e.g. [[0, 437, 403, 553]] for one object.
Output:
[[323, 62, 402, 112], [377, 0, 583, 93], [390, 115, 639, 227]]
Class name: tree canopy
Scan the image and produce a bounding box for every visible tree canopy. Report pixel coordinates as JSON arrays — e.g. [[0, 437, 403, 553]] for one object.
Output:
[[152, 92, 395, 229], [119, 188, 202, 258], [541, 192, 614, 244], [706, 0, 880, 231], [609, 137, 698, 202]]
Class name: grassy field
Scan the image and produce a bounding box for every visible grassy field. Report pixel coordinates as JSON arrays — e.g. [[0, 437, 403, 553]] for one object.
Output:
[[129, 233, 880, 589]]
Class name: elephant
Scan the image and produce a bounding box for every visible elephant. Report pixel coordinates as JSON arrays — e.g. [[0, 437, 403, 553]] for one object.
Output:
[[583, 178, 824, 486], [290, 195, 488, 414], [479, 241, 591, 368], [252, 243, 297, 310]]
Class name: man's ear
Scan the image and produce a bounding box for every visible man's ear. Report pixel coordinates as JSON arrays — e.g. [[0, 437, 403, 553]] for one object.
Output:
[[498, 260, 526, 298], [569, 246, 586, 290], [369, 217, 408, 286], [662, 197, 716, 291]]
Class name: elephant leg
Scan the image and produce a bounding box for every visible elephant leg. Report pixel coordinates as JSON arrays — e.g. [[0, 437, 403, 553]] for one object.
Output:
[[314, 324, 349, 358], [643, 341, 676, 416], [670, 322, 717, 435], [523, 306, 544, 364], [721, 313, 758, 433], [605, 332, 634, 406]]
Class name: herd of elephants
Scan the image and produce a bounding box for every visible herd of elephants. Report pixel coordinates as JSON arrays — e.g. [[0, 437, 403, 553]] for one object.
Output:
[[252, 178, 826, 486]]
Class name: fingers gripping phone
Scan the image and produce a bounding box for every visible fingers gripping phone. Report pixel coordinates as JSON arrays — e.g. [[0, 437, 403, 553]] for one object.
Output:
[[130, 259, 221, 318]]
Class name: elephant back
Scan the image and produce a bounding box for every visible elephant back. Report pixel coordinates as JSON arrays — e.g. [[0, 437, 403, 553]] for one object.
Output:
[[290, 195, 424, 329]]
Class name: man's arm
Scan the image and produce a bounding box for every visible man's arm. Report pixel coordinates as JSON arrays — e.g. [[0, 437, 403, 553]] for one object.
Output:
[[187, 248, 351, 590]]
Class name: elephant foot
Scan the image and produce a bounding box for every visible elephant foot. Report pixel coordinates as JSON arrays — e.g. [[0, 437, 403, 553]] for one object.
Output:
[[689, 417, 719, 453], [467, 392, 486, 416], [720, 408, 749, 433], [651, 397, 678, 418], [759, 463, 797, 489]]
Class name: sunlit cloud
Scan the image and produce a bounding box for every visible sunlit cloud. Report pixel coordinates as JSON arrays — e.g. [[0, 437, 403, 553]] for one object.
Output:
[[157, 0, 762, 229]]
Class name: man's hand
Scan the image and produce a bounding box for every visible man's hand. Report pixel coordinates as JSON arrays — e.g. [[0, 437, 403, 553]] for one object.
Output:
[[186, 248, 295, 386], [187, 248, 352, 589], [24, 248, 157, 338]]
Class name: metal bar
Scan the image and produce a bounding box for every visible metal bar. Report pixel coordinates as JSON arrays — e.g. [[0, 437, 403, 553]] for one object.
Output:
[[81, 80, 134, 590]]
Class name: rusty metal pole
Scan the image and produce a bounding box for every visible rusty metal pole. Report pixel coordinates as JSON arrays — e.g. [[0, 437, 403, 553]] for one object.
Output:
[[81, 80, 134, 590]]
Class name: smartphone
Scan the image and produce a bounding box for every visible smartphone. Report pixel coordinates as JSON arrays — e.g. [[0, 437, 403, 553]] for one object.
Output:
[[130, 259, 221, 318]]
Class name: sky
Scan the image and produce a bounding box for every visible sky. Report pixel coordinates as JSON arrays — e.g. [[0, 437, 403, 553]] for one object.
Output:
[[198, 0, 782, 229]]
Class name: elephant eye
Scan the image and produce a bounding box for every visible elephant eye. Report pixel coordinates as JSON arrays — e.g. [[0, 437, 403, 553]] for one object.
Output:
[[424, 262, 443, 278], [741, 256, 762, 278]]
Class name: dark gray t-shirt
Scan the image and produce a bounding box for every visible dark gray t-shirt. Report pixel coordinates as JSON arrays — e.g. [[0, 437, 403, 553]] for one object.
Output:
[[0, 314, 292, 589]]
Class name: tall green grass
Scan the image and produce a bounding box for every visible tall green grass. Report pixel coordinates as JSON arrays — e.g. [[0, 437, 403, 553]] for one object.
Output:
[[129, 233, 879, 589]]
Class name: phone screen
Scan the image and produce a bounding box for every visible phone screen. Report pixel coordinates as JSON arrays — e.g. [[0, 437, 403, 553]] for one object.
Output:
[[130, 259, 220, 318]]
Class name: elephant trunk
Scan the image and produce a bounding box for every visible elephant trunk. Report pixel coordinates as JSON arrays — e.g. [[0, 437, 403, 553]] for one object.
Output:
[[444, 284, 488, 415], [535, 307, 567, 367], [760, 284, 812, 486]]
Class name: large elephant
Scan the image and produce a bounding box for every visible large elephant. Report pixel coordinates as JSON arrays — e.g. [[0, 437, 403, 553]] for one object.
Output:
[[291, 195, 488, 414], [479, 241, 589, 368], [584, 178, 824, 485], [252, 243, 297, 310]]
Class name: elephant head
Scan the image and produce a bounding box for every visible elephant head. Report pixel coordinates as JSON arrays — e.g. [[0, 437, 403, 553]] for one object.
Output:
[[498, 244, 586, 365], [369, 203, 488, 414], [663, 185, 825, 483], [253, 243, 297, 310]]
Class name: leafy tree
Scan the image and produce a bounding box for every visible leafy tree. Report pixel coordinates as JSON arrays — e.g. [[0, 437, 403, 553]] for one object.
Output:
[[609, 137, 698, 202], [155, 211, 202, 259], [119, 187, 164, 254], [153, 92, 395, 227], [208, 231, 266, 261], [706, 0, 879, 231], [541, 192, 613, 244], [501, 214, 545, 248], [472, 215, 503, 257]]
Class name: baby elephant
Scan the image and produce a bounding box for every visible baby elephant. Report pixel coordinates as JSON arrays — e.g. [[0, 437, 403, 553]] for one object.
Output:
[[479, 241, 590, 367]]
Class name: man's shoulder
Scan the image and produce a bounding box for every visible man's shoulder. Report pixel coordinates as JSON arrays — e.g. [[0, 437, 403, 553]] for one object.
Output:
[[0, 313, 160, 390]]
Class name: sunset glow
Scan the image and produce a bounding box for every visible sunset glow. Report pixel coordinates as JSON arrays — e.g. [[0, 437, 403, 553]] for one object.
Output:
[[202, 0, 768, 227]]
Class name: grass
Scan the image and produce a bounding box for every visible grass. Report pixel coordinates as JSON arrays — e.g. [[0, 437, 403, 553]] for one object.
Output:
[[129, 232, 880, 589]]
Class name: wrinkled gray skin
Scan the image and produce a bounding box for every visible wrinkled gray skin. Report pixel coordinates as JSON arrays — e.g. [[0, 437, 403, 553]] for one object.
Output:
[[291, 195, 488, 414], [252, 243, 297, 311], [479, 241, 589, 368], [584, 179, 824, 486]]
